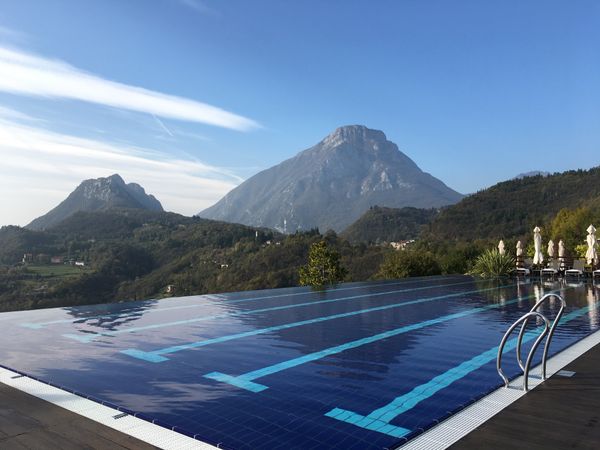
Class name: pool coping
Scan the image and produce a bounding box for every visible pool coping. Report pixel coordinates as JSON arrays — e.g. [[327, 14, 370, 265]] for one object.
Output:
[[0, 365, 219, 450], [395, 327, 600, 449]]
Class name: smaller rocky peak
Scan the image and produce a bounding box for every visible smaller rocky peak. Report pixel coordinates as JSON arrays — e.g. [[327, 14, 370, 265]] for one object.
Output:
[[80, 174, 126, 201], [26, 174, 163, 230]]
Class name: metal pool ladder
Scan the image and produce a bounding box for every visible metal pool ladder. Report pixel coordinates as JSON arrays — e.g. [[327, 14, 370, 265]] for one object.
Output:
[[497, 293, 566, 391]]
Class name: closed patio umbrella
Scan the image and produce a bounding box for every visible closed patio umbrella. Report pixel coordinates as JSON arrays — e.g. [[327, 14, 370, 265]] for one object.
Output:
[[533, 226, 544, 265], [516, 241, 523, 257], [547, 240, 555, 259], [498, 240, 505, 255], [558, 240, 565, 258], [586, 224, 598, 265], [558, 239, 566, 271], [515, 240, 524, 268]]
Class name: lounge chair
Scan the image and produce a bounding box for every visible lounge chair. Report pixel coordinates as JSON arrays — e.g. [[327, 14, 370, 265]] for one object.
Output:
[[514, 257, 532, 276], [541, 260, 560, 278], [565, 259, 585, 278]]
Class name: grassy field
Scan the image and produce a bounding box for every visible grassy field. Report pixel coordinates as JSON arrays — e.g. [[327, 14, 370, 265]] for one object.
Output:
[[26, 264, 87, 278]]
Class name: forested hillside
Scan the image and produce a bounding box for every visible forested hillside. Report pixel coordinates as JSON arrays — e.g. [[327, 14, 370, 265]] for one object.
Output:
[[0, 210, 390, 312], [341, 206, 438, 244], [427, 167, 600, 241], [4, 167, 600, 313]]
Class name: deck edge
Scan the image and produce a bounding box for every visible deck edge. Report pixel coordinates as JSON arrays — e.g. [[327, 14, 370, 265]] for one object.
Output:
[[0, 365, 220, 450], [396, 327, 600, 450]]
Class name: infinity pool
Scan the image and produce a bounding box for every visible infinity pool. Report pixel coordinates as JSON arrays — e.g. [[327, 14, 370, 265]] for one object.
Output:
[[0, 276, 598, 449]]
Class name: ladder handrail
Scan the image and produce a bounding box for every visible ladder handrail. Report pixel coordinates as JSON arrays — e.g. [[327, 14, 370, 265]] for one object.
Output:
[[516, 293, 566, 380], [497, 311, 550, 391]]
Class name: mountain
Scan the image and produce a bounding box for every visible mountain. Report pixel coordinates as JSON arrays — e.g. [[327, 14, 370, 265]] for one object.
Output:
[[341, 206, 439, 244], [199, 125, 463, 232], [427, 167, 600, 241], [26, 174, 163, 231]]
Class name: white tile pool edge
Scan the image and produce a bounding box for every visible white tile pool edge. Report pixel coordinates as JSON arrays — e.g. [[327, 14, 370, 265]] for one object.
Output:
[[0, 366, 220, 450], [396, 328, 600, 450]]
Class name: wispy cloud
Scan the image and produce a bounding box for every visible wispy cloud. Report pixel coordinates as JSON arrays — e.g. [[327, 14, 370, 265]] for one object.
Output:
[[0, 25, 28, 43], [0, 46, 259, 131], [176, 0, 216, 15], [0, 105, 39, 122], [170, 127, 211, 141], [152, 114, 174, 137], [0, 117, 242, 225]]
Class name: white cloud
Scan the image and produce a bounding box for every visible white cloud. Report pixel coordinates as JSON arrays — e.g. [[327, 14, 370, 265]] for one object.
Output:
[[0, 46, 259, 131], [0, 105, 44, 122], [0, 117, 241, 226]]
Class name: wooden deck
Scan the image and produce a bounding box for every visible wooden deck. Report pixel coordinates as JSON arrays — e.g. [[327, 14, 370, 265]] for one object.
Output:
[[0, 383, 157, 450], [451, 342, 600, 449]]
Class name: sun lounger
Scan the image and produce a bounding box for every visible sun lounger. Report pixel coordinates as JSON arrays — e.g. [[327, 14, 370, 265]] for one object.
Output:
[[514, 257, 532, 276], [565, 259, 585, 277], [541, 260, 560, 278]]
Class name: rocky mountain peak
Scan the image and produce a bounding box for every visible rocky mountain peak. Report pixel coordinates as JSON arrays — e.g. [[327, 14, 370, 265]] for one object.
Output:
[[107, 173, 125, 184], [200, 125, 463, 232], [322, 125, 388, 149], [81, 174, 126, 201], [27, 174, 163, 230]]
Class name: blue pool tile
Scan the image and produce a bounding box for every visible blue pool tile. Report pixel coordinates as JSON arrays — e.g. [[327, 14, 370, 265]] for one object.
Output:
[[0, 277, 597, 449]]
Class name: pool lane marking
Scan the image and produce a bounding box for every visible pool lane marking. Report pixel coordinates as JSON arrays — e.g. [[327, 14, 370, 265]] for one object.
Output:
[[61, 279, 482, 343], [203, 291, 536, 393], [20, 276, 461, 329], [120, 283, 523, 362], [326, 290, 590, 438]]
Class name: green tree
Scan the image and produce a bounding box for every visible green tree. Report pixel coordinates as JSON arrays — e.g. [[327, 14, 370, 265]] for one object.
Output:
[[299, 240, 347, 286], [549, 206, 598, 252]]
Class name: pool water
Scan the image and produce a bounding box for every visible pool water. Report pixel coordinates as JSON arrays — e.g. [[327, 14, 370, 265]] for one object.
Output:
[[0, 275, 598, 449]]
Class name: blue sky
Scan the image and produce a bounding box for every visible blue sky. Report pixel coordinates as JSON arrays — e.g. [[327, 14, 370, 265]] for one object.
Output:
[[0, 0, 598, 226]]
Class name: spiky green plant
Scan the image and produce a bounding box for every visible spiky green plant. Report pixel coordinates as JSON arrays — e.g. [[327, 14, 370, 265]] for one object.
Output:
[[469, 249, 516, 278]]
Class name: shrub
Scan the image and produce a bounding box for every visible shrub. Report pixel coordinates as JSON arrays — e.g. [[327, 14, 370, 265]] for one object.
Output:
[[469, 249, 515, 278], [377, 249, 441, 279]]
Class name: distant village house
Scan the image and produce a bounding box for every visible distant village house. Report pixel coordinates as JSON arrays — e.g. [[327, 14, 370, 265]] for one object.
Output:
[[390, 240, 415, 251]]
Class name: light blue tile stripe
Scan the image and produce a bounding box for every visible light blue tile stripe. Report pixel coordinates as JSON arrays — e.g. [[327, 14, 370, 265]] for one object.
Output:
[[62, 279, 480, 343], [21, 276, 459, 329], [203, 290, 535, 393], [120, 284, 519, 362], [327, 292, 593, 438], [325, 408, 410, 438]]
